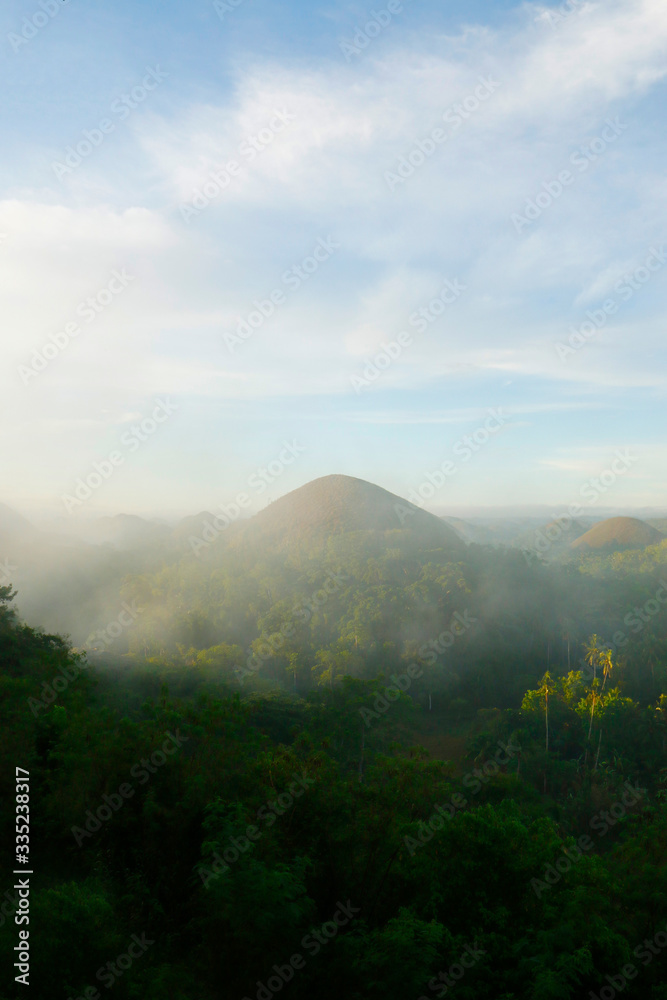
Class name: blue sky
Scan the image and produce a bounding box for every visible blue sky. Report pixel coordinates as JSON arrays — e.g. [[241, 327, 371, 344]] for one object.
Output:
[[1, 0, 666, 518]]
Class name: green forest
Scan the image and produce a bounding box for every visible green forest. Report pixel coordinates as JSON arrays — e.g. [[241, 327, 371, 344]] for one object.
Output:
[[4, 0, 666, 995], [3, 493, 667, 1000]]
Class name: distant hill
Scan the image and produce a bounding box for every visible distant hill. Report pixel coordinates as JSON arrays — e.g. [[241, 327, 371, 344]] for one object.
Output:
[[571, 516, 664, 552], [0, 505, 43, 566], [0, 503, 39, 544], [170, 511, 239, 551], [231, 475, 464, 554], [444, 515, 574, 547], [48, 513, 170, 550], [171, 511, 217, 542], [513, 517, 592, 554], [443, 514, 600, 551], [441, 516, 494, 545]]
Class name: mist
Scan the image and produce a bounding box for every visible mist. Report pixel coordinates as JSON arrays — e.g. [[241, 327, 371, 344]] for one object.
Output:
[[4, 0, 667, 997]]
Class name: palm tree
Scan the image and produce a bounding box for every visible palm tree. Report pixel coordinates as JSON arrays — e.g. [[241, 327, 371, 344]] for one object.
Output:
[[593, 648, 614, 771], [586, 679, 600, 742], [544, 675, 550, 753], [583, 636, 603, 765], [600, 647, 613, 693], [538, 672, 551, 794], [583, 637, 614, 769], [584, 634, 603, 682]]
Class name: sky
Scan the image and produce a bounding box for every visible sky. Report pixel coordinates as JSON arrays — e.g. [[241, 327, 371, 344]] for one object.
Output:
[[1, 0, 666, 519]]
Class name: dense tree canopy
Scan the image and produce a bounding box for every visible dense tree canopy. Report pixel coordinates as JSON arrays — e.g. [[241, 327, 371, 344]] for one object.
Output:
[[3, 533, 667, 998]]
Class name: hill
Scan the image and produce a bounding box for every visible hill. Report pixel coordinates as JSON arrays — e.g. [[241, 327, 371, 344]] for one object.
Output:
[[170, 511, 217, 547], [513, 517, 592, 555], [231, 474, 464, 554], [47, 513, 170, 550], [441, 516, 493, 545], [571, 516, 664, 552], [0, 503, 40, 546]]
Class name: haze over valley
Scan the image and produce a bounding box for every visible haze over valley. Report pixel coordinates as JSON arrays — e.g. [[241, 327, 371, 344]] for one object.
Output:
[[3, 0, 667, 997]]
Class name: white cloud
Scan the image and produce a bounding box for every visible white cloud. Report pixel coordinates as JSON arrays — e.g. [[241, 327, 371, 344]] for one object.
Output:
[[2, 0, 667, 509]]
